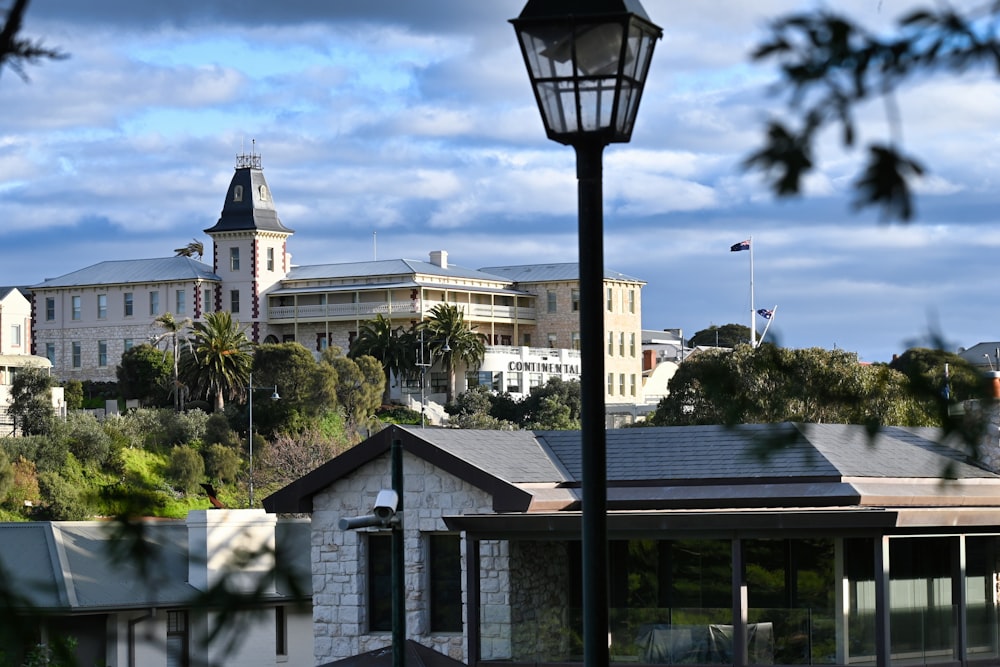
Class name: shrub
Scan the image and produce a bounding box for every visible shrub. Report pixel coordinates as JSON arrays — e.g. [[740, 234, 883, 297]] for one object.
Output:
[[62, 412, 112, 465], [167, 445, 205, 493], [203, 443, 240, 483], [162, 408, 210, 445], [204, 412, 240, 448]]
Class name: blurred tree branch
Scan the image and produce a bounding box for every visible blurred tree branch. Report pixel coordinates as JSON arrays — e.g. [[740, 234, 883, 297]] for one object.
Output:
[[1, 0, 66, 82], [747, 3, 1000, 221]]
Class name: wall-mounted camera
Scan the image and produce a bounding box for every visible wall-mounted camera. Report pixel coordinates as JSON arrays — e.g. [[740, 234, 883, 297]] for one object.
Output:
[[339, 489, 400, 530]]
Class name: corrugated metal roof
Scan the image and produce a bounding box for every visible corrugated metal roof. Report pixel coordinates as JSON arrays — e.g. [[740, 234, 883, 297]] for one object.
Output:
[[480, 262, 644, 284], [286, 258, 513, 284], [267, 280, 530, 298], [31, 257, 220, 289]]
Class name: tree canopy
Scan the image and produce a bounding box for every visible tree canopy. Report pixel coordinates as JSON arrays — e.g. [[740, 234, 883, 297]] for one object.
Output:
[[650, 344, 943, 428], [688, 324, 751, 349]]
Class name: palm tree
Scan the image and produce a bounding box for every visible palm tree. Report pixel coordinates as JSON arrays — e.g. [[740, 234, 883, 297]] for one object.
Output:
[[181, 311, 253, 412], [173, 239, 204, 259], [152, 312, 192, 411], [348, 314, 413, 404], [421, 303, 486, 404]]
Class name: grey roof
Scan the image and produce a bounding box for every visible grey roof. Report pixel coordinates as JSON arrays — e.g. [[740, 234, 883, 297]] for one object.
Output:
[[479, 262, 644, 284], [204, 165, 294, 235], [31, 256, 219, 289], [264, 422, 1000, 518], [0, 517, 311, 613], [286, 258, 514, 284]]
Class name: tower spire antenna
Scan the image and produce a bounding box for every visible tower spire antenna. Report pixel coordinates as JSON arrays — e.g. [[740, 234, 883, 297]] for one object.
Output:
[[235, 138, 262, 170]]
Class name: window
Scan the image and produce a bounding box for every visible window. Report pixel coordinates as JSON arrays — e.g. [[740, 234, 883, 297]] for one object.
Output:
[[203, 287, 213, 312], [522, 333, 531, 347], [98, 340, 108, 367], [275, 606, 287, 657], [507, 372, 522, 393], [430, 372, 448, 394], [230, 290, 240, 314], [233, 185, 243, 202], [630, 374, 637, 397], [97, 294, 107, 319], [368, 534, 392, 631], [150, 291, 160, 316], [230, 247, 240, 272], [628, 289, 636, 314], [176, 289, 186, 315], [71, 295, 81, 320], [124, 292, 133, 317], [571, 289, 580, 312], [124, 339, 134, 352], [45, 298, 55, 321], [571, 332, 580, 350], [606, 287, 613, 311], [429, 534, 462, 632], [619, 373, 626, 396], [529, 373, 543, 390], [547, 333, 558, 349], [608, 331, 614, 356], [10, 324, 20, 347], [45, 343, 55, 365], [72, 342, 81, 368], [619, 332, 625, 357], [259, 185, 269, 201], [630, 332, 636, 357], [267, 247, 275, 271], [167, 610, 189, 667], [607, 373, 614, 395], [547, 290, 557, 313]]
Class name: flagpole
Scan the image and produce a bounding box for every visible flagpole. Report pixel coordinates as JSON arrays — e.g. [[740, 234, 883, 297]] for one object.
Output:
[[749, 236, 756, 347], [758, 304, 777, 345]]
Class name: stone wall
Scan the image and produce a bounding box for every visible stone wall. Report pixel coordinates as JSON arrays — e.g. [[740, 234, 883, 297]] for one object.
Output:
[[310, 450, 506, 665], [509, 540, 572, 661]]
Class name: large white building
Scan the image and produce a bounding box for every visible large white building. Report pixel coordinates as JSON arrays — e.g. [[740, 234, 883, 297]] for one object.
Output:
[[30, 154, 646, 415]]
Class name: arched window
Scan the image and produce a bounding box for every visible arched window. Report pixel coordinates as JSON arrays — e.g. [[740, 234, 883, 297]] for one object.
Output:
[[233, 185, 243, 202], [259, 185, 269, 201]]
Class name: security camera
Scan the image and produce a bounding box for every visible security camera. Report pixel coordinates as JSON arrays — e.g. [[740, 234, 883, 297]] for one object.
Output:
[[338, 489, 401, 530], [372, 489, 399, 521]]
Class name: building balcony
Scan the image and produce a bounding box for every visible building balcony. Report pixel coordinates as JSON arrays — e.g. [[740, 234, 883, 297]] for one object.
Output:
[[267, 300, 536, 324]]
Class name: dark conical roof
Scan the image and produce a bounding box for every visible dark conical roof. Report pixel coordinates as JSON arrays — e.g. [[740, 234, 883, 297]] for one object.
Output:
[[204, 152, 294, 235]]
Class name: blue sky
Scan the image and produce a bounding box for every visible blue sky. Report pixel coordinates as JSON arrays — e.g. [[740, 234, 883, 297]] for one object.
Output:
[[2, 0, 998, 363]]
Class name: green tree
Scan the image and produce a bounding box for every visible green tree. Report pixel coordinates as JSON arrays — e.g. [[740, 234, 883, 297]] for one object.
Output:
[[0, 448, 13, 505], [203, 443, 240, 484], [322, 349, 384, 428], [8, 367, 54, 436], [349, 314, 414, 404], [518, 377, 582, 428], [651, 344, 933, 427], [116, 343, 172, 407], [61, 379, 83, 410], [252, 342, 338, 434], [181, 311, 253, 412], [152, 312, 192, 411], [687, 323, 751, 348], [747, 5, 1000, 221], [421, 303, 486, 404], [446, 385, 517, 430]]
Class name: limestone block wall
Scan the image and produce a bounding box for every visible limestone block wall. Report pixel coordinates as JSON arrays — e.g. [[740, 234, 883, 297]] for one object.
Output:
[[509, 540, 572, 660], [310, 450, 508, 666], [35, 323, 158, 382]]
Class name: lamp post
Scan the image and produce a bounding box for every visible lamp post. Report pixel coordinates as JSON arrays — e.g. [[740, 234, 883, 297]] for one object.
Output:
[[247, 372, 280, 507], [511, 4, 660, 667]]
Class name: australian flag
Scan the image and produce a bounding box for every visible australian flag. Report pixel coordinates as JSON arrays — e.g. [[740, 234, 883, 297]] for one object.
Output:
[[730, 239, 750, 252], [757, 308, 773, 319]]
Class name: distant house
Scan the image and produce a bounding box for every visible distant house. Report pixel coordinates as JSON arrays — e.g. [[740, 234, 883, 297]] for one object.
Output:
[[266, 415, 1000, 667], [0, 286, 63, 434], [0, 509, 313, 667], [959, 342, 1000, 371]]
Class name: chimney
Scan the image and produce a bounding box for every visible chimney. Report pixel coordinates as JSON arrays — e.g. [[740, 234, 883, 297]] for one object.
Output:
[[429, 250, 448, 269], [187, 509, 277, 593], [971, 371, 1000, 472], [643, 348, 657, 372]]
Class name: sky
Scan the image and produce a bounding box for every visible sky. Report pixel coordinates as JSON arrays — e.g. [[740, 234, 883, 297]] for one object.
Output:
[[2, 1, 999, 364]]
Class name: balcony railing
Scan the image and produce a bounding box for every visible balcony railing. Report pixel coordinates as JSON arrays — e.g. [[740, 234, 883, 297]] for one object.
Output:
[[268, 300, 536, 323]]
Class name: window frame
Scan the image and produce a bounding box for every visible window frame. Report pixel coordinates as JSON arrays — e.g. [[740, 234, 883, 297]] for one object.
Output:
[[428, 533, 463, 633], [149, 291, 160, 316], [45, 297, 55, 321], [124, 292, 133, 318], [71, 295, 81, 321], [97, 293, 107, 319], [547, 290, 557, 313], [367, 534, 392, 632], [230, 289, 240, 314], [230, 247, 240, 272]]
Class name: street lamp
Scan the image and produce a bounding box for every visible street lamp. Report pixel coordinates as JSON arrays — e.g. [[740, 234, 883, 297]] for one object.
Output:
[[247, 372, 280, 507], [511, 3, 661, 667], [415, 330, 450, 428]]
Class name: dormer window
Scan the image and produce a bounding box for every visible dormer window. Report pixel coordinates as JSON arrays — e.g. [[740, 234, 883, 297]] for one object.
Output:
[[233, 185, 243, 202], [259, 185, 269, 201]]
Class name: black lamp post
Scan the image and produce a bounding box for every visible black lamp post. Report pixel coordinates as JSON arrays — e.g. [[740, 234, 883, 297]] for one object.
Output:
[[511, 3, 660, 666]]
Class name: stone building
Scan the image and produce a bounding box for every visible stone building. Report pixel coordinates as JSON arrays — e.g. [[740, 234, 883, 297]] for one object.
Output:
[[29, 155, 647, 416], [266, 421, 1000, 667]]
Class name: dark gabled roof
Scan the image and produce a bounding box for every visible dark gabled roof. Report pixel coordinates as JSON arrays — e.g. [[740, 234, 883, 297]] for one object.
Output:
[[30, 257, 219, 289], [204, 165, 293, 235], [265, 422, 1000, 519], [263, 425, 555, 514], [479, 262, 643, 284], [318, 640, 467, 667]]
